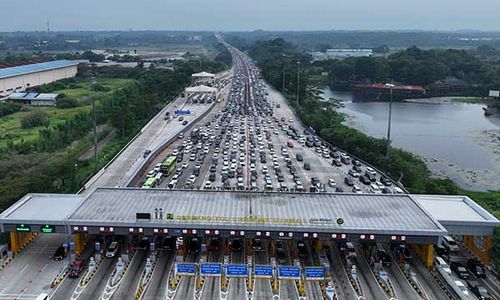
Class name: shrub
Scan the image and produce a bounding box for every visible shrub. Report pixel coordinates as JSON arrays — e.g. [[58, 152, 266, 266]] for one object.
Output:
[[20, 110, 49, 128]]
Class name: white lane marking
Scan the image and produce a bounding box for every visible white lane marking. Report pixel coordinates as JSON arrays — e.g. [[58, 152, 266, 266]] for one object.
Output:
[[20, 264, 30, 273], [40, 263, 48, 272], [0, 288, 6, 295]]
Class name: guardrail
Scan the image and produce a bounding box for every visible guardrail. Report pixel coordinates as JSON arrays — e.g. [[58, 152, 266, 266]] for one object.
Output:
[[266, 83, 408, 193], [78, 93, 183, 194], [127, 100, 218, 187]]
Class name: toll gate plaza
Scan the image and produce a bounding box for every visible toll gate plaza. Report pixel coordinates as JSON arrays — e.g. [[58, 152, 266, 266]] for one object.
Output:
[[0, 188, 499, 300], [1, 188, 498, 262]]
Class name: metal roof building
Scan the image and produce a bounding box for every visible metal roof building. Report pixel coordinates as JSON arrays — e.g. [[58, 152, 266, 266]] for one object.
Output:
[[1, 188, 497, 243], [0, 60, 78, 97], [6, 92, 59, 106]]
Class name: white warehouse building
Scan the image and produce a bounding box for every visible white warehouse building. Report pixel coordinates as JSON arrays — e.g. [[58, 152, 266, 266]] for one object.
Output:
[[0, 60, 78, 97]]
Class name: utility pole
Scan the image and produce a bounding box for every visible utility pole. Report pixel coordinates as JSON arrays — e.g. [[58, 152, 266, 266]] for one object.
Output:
[[91, 80, 98, 173], [385, 83, 395, 158], [282, 54, 286, 93], [296, 61, 300, 107]]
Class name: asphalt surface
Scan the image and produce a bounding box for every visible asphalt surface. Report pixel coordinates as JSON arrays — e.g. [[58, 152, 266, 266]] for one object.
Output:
[[78, 256, 117, 300], [253, 242, 273, 299], [110, 249, 148, 299], [354, 243, 390, 300], [142, 250, 175, 300], [0, 234, 67, 300], [328, 242, 358, 300]]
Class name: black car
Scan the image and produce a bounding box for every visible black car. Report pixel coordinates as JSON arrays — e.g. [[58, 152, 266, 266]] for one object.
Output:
[[182, 120, 188, 125], [304, 163, 311, 171], [352, 159, 362, 167], [53, 246, 66, 260], [252, 239, 263, 251], [232, 238, 242, 251], [188, 238, 200, 253], [332, 159, 342, 167], [434, 245, 450, 257], [359, 175, 371, 185], [297, 241, 308, 259], [335, 187, 344, 192], [467, 259, 486, 278], [344, 177, 354, 186], [296, 154, 303, 162], [450, 261, 469, 279]]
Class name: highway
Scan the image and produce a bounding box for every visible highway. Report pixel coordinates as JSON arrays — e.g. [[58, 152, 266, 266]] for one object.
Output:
[[142, 250, 174, 300], [227, 240, 247, 299], [302, 241, 323, 300], [328, 242, 358, 300], [110, 249, 148, 299], [354, 243, 389, 300], [409, 250, 453, 300], [0, 234, 67, 299], [200, 245, 223, 300], [173, 252, 198, 300], [253, 242, 273, 299], [78, 256, 117, 300], [385, 253, 422, 300]]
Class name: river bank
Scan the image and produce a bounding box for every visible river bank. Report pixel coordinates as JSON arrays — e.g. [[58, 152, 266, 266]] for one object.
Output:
[[320, 88, 500, 191]]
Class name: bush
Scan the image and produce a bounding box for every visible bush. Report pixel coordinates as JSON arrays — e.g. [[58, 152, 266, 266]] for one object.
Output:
[[20, 110, 49, 128], [56, 95, 80, 108], [0, 102, 22, 118]]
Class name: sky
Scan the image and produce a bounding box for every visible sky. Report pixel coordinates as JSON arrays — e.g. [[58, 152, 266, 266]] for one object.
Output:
[[2, 0, 500, 32]]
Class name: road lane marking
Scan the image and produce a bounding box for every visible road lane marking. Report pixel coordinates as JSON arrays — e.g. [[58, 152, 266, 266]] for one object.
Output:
[[20, 264, 30, 273]]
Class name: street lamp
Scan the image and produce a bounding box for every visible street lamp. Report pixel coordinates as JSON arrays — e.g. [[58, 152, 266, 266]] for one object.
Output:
[[385, 83, 395, 158], [296, 61, 300, 107], [91, 80, 98, 173], [282, 54, 286, 93]]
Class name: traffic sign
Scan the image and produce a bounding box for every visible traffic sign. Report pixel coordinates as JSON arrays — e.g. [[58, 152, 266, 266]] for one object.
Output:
[[305, 267, 325, 280], [226, 264, 248, 277], [41, 224, 55, 233], [278, 266, 301, 280], [174, 109, 192, 115], [176, 263, 196, 276], [15, 224, 30, 232], [200, 263, 222, 277], [254, 265, 273, 278]]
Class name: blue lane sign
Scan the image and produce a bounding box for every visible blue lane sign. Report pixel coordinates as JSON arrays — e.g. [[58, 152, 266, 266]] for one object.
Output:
[[305, 267, 325, 280], [278, 266, 301, 280], [174, 109, 192, 115], [254, 265, 273, 278], [200, 263, 222, 277], [226, 264, 248, 277], [176, 263, 196, 276]]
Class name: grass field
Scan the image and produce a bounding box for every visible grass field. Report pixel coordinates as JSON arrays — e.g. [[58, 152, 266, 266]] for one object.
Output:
[[54, 78, 133, 102], [0, 106, 91, 148], [0, 78, 133, 149]]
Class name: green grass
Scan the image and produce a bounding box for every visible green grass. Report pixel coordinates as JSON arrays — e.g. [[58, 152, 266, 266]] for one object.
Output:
[[0, 106, 91, 148], [54, 78, 134, 102]]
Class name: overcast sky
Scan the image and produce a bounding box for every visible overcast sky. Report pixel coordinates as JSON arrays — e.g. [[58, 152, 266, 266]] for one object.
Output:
[[2, 0, 500, 31]]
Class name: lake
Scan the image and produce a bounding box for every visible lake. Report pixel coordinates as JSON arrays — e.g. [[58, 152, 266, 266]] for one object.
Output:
[[320, 88, 500, 191]]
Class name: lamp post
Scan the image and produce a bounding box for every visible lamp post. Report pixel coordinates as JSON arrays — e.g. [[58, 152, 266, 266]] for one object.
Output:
[[296, 61, 300, 107], [91, 80, 98, 173], [385, 83, 395, 158], [282, 54, 286, 93]]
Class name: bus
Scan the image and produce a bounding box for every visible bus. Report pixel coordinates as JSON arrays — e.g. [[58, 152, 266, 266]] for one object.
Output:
[[142, 177, 157, 189], [160, 155, 177, 175]]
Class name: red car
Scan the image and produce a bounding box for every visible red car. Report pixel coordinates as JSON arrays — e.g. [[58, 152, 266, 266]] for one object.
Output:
[[287, 141, 294, 148], [69, 261, 85, 278]]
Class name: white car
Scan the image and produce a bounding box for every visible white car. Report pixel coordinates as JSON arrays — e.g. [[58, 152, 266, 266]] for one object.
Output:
[[328, 178, 336, 187], [154, 163, 162, 172], [106, 242, 120, 258], [182, 161, 189, 169], [188, 175, 196, 184], [204, 181, 212, 189], [352, 185, 362, 194], [147, 170, 156, 178], [262, 165, 268, 174], [454, 280, 469, 296]]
